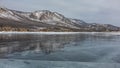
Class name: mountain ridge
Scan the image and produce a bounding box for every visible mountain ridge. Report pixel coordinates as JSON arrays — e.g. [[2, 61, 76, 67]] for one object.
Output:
[[0, 7, 120, 32]]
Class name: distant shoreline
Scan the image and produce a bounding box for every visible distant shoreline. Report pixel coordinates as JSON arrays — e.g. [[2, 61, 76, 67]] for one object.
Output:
[[0, 31, 120, 35]]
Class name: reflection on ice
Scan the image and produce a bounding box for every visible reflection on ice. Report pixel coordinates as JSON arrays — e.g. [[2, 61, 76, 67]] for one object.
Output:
[[0, 33, 120, 63], [0, 34, 86, 55]]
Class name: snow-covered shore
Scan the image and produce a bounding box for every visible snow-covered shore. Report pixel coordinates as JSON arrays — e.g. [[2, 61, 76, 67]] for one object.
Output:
[[0, 32, 80, 34], [0, 31, 120, 35], [0, 59, 120, 68]]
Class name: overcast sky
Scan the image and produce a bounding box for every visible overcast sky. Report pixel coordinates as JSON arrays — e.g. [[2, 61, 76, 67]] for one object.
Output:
[[0, 0, 120, 26]]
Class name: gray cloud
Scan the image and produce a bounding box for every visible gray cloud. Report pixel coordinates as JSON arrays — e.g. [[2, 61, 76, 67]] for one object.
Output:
[[0, 0, 120, 26]]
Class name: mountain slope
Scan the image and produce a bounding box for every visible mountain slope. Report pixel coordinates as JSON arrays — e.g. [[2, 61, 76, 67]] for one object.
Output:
[[0, 7, 120, 32]]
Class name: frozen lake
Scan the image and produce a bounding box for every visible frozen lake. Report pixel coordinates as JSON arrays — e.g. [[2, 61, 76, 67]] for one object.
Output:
[[0, 32, 120, 68]]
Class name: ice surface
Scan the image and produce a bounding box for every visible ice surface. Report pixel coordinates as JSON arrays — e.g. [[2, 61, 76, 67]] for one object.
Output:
[[0, 59, 120, 68], [0, 32, 120, 68]]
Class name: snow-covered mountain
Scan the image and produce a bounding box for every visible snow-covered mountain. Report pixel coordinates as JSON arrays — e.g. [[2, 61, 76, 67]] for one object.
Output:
[[0, 7, 120, 32]]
